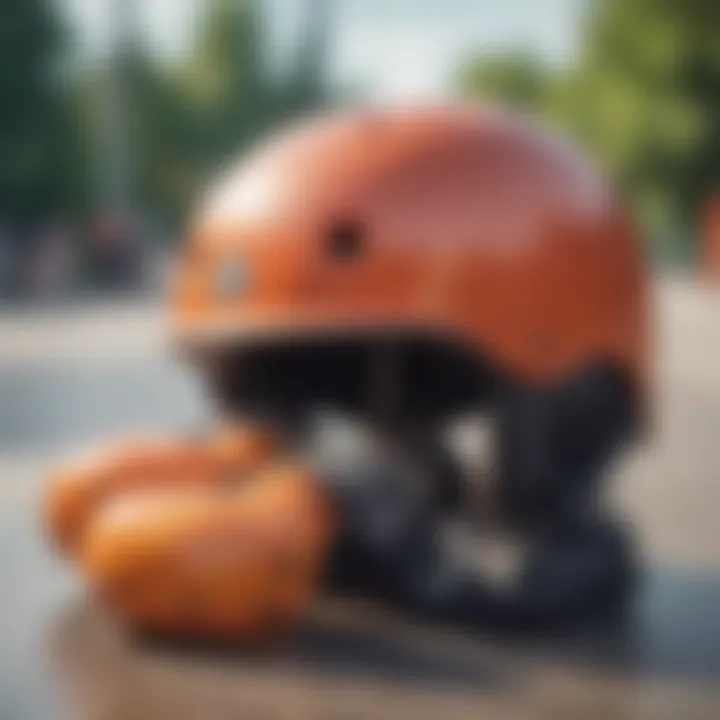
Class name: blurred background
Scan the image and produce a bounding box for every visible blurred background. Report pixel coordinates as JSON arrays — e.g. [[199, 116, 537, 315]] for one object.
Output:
[[1, 2, 720, 719], [1, 0, 719, 300]]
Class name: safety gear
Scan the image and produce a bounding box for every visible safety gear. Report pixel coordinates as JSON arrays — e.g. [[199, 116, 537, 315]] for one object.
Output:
[[43, 426, 277, 556], [316, 420, 635, 632], [80, 464, 335, 641], [172, 107, 647, 399], [44, 107, 647, 643]]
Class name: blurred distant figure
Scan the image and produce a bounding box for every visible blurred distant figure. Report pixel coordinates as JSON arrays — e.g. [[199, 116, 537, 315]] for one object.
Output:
[[85, 212, 144, 291], [704, 196, 720, 282], [25, 220, 76, 298], [0, 220, 14, 297]]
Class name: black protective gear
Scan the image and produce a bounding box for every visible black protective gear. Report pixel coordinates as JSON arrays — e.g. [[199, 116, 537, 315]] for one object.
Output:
[[312, 410, 635, 632]]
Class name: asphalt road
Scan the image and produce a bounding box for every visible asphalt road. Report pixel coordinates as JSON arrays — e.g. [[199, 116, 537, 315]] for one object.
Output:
[[0, 281, 718, 719]]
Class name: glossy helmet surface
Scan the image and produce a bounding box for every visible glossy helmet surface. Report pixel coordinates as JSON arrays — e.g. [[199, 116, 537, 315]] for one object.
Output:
[[172, 107, 647, 401]]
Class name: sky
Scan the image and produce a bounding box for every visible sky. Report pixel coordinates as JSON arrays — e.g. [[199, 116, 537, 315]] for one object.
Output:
[[65, 0, 581, 101]]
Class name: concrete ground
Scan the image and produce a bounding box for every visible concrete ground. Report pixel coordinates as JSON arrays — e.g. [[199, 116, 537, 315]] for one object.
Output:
[[0, 279, 718, 719]]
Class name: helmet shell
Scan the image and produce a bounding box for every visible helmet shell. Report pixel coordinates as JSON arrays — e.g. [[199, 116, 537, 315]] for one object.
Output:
[[172, 107, 648, 397]]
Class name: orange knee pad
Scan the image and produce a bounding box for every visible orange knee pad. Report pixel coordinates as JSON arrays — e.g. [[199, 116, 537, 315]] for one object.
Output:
[[80, 464, 336, 641], [43, 426, 278, 556]]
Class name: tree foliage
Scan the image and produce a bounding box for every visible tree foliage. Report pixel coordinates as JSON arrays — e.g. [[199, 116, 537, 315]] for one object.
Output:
[[182, 0, 330, 170], [0, 0, 78, 225], [459, 0, 720, 250], [144, 0, 331, 229], [459, 51, 550, 113], [0, 0, 332, 238]]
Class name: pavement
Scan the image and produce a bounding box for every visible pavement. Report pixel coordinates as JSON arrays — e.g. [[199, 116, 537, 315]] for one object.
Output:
[[0, 279, 718, 719]]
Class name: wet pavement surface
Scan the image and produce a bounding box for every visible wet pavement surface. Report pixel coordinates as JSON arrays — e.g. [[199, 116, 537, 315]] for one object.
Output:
[[0, 282, 718, 719]]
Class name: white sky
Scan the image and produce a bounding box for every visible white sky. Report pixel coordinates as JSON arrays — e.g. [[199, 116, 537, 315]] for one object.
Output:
[[65, 0, 580, 101]]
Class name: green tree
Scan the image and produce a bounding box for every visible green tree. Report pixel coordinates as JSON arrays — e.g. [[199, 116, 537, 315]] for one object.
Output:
[[113, 50, 196, 230], [564, 0, 720, 243], [278, 0, 333, 118], [183, 0, 332, 182], [0, 0, 77, 225], [183, 0, 270, 172], [73, 0, 334, 233], [458, 51, 551, 113], [459, 1, 720, 253]]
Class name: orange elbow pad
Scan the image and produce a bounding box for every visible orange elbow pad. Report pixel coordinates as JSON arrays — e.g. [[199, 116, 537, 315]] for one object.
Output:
[[79, 464, 336, 641], [43, 426, 278, 556]]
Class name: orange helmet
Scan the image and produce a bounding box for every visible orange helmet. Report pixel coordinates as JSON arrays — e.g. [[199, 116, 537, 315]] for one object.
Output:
[[80, 464, 335, 641], [172, 107, 647, 405], [170, 106, 649, 527]]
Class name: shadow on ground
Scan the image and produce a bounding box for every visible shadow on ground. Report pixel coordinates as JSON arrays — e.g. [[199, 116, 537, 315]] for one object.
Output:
[[46, 563, 720, 720]]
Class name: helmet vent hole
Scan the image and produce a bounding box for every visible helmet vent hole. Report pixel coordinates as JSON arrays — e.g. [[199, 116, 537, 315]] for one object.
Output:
[[327, 219, 365, 262]]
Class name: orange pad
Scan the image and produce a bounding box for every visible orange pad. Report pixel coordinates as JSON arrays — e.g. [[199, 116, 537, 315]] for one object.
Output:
[[80, 464, 336, 641], [43, 426, 278, 557]]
